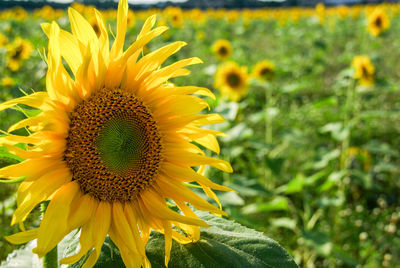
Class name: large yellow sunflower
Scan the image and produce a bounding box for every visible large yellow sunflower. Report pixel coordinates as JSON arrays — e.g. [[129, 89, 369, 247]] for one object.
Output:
[[214, 62, 249, 102], [367, 8, 390, 36], [0, 0, 233, 267]]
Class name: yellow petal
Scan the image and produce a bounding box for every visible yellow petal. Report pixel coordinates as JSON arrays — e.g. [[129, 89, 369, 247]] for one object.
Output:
[[0, 157, 59, 180], [143, 57, 203, 91], [68, 7, 98, 50], [59, 221, 94, 264], [169, 86, 215, 100], [12, 167, 71, 225], [162, 221, 172, 267], [137, 14, 157, 39], [80, 201, 111, 268], [41, 23, 82, 75], [141, 189, 209, 227], [174, 200, 200, 241], [153, 95, 209, 119], [0, 92, 48, 112], [165, 149, 233, 173], [5, 228, 38, 244], [194, 134, 220, 154], [68, 194, 98, 231], [157, 176, 226, 216], [112, 202, 140, 255], [108, 223, 144, 268], [34, 181, 80, 257], [110, 0, 128, 58], [161, 162, 233, 192]]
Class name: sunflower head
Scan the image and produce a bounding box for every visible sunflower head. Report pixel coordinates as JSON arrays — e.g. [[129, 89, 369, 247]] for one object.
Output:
[[367, 8, 390, 36], [337, 5, 349, 19], [87, 14, 102, 37], [0, 1, 233, 267], [33, 5, 60, 20], [252, 60, 275, 81], [11, 6, 28, 20], [215, 61, 249, 102], [189, 9, 207, 25], [6, 37, 33, 71], [346, 147, 372, 171], [196, 30, 205, 40], [352, 55, 375, 86], [211, 39, 232, 60], [0, 32, 8, 47], [316, 3, 325, 14], [1, 77, 14, 88], [316, 3, 325, 23], [164, 7, 184, 28]]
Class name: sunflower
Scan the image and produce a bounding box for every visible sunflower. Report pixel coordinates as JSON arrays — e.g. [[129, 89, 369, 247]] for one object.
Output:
[[315, 3, 325, 24], [367, 8, 390, 36], [337, 5, 349, 19], [1, 0, 233, 267], [352, 55, 375, 86], [347, 147, 372, 171], [6, 37, 33, 71], [0, 32, 8, 47], [88, 16, 101, 37], [252, 60, 275, 81], [211, 39, 232, 61], [214, 62, 249, 102], [1, 77, 15, 88], [164, 7, 183, 28]]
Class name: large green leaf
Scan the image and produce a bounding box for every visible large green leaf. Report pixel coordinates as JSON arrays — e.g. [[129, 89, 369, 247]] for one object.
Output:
[[145, 211, 298, 268], [2, 211, 298, 268]]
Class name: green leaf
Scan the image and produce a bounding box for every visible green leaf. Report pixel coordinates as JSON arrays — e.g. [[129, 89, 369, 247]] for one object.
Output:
[[10, 106, 42, 118], [320, 122, 349, 141], [301, 231, 332, 256], [0, 146, 22, 166], [145, 211, 298, 268], [312, 149, 340, 169], [265, 156, 285, 175], [242, 196, 289, 215], [270, 218, 297, 230], [318, 170, 346, 193], [275, 174, 305, 194]]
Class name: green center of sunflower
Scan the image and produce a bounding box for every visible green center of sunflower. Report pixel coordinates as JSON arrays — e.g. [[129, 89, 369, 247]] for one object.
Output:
[[97, 119, 144, 174], [64, 88, 163, 202]]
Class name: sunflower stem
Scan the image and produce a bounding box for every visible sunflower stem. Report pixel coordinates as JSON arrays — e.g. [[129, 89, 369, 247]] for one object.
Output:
[[265, 82, 273, 145], [41, 202, 58, 268], [339, 79, 356, 170]]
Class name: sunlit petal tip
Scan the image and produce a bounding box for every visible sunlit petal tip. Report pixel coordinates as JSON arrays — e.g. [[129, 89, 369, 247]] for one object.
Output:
[[191, 57, 203, 64], [5, 229, 38, 245]]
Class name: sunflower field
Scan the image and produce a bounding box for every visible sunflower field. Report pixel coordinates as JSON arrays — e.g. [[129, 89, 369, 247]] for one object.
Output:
[[0, 2, 400, 268]]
